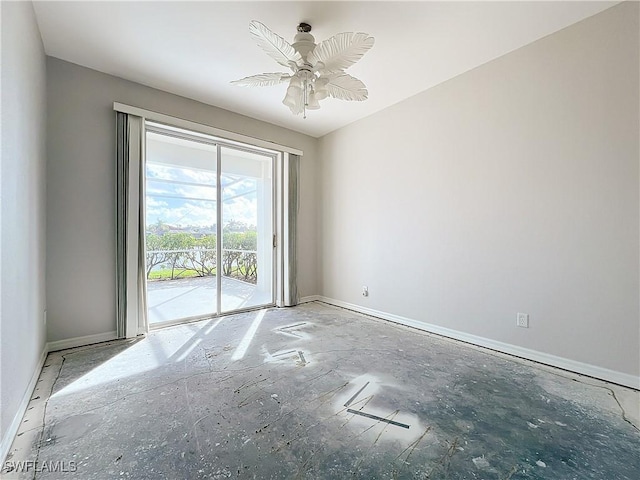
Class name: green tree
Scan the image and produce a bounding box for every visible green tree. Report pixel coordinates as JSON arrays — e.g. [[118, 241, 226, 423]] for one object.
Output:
[[222, 231, 258, 281], [186, 234, 217, 276], [145, 233, 168, 278], [161, 233, 195, 279], [145, 230, 258, 283]]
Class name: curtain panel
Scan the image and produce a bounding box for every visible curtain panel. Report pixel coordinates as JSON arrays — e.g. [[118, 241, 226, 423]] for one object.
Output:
[[284, 154, 299, 307], [115, 112, 146, 338]]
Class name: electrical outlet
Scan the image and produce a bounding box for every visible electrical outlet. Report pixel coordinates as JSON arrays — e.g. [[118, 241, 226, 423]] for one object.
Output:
[[516, 313, 529, 328], [43, 310, 47, 326], [362, 286, 369, 297]]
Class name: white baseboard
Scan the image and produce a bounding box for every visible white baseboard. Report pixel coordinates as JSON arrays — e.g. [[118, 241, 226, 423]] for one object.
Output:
[[299, 295, 321, 304], [47, 331, 118, 352], [318, 296, 640, 390], [2, 331, 120, 462], [1, 346, 48, 464]]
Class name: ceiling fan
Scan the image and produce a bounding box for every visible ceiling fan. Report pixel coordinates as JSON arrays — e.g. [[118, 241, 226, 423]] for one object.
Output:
[[231, 21, 375, 118]]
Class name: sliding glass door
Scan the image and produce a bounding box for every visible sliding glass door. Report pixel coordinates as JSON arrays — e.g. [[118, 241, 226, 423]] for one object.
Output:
[[220, 146, 273, 313], [144, 125, 275, 325]]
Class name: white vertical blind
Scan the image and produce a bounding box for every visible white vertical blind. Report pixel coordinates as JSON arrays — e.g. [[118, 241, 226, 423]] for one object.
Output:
[[116, 112, 147, 338], [283, 154, 299, 306]]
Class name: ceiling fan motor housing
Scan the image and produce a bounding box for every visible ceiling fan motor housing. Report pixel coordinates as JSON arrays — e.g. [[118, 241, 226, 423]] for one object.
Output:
[[292, 31, 316, 59]]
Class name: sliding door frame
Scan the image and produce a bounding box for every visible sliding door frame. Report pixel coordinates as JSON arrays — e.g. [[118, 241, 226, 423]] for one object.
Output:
[[143, 121, 279, 329]]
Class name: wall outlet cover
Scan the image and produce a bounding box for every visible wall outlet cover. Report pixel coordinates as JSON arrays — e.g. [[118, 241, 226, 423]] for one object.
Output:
[[517, 312, 529, 328]]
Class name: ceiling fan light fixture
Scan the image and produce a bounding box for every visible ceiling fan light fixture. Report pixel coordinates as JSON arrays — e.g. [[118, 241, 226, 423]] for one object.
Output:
[[285, 75, 311, 116], [283, 81, 302, 110], [313, 77, 329, 100], [289, 74, 303, 90], [306, 91, 321, 110], [232, 20, 375, 118], [314, 89, 328, 101]]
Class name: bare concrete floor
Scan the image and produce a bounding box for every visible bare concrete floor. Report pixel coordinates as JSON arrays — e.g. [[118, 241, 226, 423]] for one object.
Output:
[[3, 302, 639, 479]]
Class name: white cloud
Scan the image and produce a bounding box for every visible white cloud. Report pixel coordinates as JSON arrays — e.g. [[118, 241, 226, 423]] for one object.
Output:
[[146, 201, 215, 227], [182, 169, 216, 184], [145, 166, 261, 228], [146, 163, 177, 181], [223, 196, 257, 226], [146, 197, 168, 208], [173, 185, 216, 201]]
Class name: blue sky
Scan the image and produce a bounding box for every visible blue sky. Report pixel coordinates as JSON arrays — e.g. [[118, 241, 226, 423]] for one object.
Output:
[[145, 163, 258, 228]]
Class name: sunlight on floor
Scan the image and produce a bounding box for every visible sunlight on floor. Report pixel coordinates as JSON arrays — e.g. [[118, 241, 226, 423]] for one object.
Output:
[[231, 309, 266, 361], [51, 318, 224, 398]]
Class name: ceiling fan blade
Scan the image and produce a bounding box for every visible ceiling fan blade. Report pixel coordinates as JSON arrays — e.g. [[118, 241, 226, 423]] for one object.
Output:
[[231, 73, 291, 87], [325, 73, 368, 101], [307, 32, 374, 74], [249, 20, 302, 70]]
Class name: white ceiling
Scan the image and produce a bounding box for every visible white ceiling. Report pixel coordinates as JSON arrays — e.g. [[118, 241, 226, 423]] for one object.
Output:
[[33, 1, 617, 138]]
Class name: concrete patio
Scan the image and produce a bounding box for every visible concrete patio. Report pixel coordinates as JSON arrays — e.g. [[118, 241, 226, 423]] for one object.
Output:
[[146, 276, 272, 324]]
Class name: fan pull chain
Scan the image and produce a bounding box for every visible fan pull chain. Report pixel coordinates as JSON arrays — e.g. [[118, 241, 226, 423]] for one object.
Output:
[[303, 78, 308, 119]]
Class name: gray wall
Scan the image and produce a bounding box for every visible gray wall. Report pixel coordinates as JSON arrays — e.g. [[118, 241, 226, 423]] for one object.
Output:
[[0, 0, 47, 451], [46, 58, 319, 342], [318, 3, 639, 378]]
